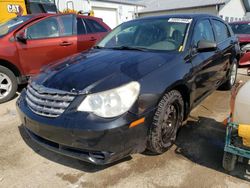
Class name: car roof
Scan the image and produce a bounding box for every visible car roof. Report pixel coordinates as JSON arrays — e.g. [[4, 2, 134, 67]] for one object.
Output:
[[137, 13, 220, 21], [28, 13, 102, 22]]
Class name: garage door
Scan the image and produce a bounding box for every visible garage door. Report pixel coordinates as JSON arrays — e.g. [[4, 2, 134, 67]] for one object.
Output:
[[92, 7, 118, 29]]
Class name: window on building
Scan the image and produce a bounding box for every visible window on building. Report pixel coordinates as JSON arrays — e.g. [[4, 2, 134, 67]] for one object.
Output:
[[225, 17, 229, 22], [212, 20, 230, 43], [192, 19, 215, 46]]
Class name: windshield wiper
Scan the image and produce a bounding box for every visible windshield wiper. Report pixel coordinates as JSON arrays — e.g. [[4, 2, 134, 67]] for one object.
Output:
[[111, 46, 149, 51]]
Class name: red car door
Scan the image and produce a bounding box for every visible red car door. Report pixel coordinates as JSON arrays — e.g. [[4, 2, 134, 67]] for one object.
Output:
[[76, 17, 97, 52], [76, 17, 110, 52], [15, 14, 77, 75]]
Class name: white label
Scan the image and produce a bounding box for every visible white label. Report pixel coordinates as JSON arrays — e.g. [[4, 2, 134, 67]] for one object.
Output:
[[168, 18, 192, 24], [7, 4, 20, 13]]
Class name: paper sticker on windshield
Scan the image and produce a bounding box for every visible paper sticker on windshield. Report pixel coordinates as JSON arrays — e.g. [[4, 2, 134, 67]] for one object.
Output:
[[168, 18, 192, 23]]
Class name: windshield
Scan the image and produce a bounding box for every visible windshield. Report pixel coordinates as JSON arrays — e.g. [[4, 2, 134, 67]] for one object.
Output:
[[98, 18, 191, 51], [230, 23, 250, 34], [0, 16, 33, 37]]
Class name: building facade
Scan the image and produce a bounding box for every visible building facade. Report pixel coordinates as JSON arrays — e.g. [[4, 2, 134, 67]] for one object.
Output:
[[56, 0, 144, 29], [139, 0, 250, 22]]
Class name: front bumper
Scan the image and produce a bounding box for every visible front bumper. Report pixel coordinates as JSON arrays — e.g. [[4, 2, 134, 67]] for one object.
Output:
[[17, 91, 151, 165]]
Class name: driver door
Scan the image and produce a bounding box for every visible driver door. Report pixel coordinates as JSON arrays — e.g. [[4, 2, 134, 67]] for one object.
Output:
[[15, 14, 77, 75], [190, 18, 221, 104]]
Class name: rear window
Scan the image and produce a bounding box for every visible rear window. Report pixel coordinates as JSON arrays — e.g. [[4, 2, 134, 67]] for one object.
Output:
[[230, 23, 250, 34], [0, 16, 33, 37], [84, 19, 108, 33]]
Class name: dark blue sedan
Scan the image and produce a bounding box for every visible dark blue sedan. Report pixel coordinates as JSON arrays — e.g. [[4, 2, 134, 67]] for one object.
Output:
[[17, 14, 240, 165]]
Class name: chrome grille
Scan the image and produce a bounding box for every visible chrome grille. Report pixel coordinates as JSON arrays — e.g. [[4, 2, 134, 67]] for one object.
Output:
[[25, 83, 76, 118]]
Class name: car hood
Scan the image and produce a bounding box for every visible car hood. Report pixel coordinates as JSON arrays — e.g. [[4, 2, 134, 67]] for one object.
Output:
[[34, 49, 178, 93]]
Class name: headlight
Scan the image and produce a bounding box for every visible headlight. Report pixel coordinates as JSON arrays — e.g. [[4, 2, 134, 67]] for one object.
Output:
[[77, 81, 140, 118]]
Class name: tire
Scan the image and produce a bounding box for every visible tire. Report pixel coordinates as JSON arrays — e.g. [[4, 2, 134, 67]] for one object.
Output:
[[222, 152, 237, 172], [220, 59, 238, 90], [147, 90, 184, 154], [0, 66, 18, 103]]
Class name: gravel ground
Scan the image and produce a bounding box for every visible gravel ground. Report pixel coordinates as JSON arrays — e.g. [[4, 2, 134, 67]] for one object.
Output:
[[0, 69, 250, 188]]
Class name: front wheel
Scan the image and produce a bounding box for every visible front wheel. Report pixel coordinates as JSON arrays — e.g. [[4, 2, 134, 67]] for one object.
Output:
[[220, 60, 238, 90], [0, 66, 18, 103], [147, 90, 184, 154]]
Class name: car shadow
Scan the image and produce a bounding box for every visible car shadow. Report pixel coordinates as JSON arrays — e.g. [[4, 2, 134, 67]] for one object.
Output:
[[175, 116, 250, 182], [18, 125, 132, 173]]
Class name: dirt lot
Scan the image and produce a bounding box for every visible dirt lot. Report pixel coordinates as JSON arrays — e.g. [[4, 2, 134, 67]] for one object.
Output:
[[1, 69, 250, 188]]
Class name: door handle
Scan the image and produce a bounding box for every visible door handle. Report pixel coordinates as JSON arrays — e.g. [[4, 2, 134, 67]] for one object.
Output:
[[60, 41, 73, 46], [90, 37, 97, 42]]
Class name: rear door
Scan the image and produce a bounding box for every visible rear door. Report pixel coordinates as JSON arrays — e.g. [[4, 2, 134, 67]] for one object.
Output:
[[16, 14, 77, 75], [76, 17, 109, 52], [211, 19, 233, 81], [190, 18, 221, 103]]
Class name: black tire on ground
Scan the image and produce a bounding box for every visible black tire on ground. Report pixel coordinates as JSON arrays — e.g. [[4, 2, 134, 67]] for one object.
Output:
[[147, 90, 184, 154], [220, 59, 238, 90], [0, 66, 18, 104], [222, 152, 237, 172]]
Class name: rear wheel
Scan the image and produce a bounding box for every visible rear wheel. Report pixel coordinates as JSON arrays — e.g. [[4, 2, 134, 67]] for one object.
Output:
[[0, 66, 18, 103], [147, 90, 184, 154], [220, 60, 237, 90], [222, 152, 237, 172]]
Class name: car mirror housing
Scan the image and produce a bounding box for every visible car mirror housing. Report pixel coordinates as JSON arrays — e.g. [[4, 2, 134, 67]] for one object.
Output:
[[16, 31, 27, 44], [197, 40, 217, 52]]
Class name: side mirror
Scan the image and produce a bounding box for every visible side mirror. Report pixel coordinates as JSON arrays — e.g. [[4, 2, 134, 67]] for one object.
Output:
[[197, 40, 217, 52], [16, 31, 27, 44]]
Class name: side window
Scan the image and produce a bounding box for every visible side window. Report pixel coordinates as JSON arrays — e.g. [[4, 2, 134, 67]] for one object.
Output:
[[84, 19, 108, 33], [77, 18, 86, 35], [212, 20, 230, 43], [192, 19, 215, 46], [26, 17, 59, 39], [59, 14, 74, 36]]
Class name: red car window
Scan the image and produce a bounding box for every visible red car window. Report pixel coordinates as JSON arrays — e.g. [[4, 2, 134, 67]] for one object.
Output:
[[26, 16, 60, 39]]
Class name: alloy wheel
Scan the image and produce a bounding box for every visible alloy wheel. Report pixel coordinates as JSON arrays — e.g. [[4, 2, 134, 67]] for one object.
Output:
[[0, 73, 12, 100]]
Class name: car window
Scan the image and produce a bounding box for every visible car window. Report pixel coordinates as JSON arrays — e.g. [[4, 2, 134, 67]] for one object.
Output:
[[77, 18, 86, 35], [212, 20, 230, 43], [98, 18, 191, 51], [0, 16, 33, 37], [192, 19, 215, 46], [59, 14, 74, 36], [84, 18, 107, 33], [26, 17, 59, 39], [229, 23, 250, 34]]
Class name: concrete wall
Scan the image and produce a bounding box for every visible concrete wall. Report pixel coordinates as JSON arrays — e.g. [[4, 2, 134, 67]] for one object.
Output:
[[219, 0, 246, 22], [139, 6, 218, 17]]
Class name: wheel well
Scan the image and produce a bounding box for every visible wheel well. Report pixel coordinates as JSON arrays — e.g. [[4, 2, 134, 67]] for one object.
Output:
[[0, 59, 21, 77], [172, 84, 190, 120]]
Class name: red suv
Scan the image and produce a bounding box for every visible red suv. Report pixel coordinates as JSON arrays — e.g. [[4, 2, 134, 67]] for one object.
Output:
[[229, 21, 250, 69], [0, 14, 110, 103]]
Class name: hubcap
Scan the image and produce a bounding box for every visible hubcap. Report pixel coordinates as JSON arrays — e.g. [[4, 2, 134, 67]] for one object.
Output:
[[230, 63, 237, 86], [0, 73, 12, 99], [161, 103, 179, 147]]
